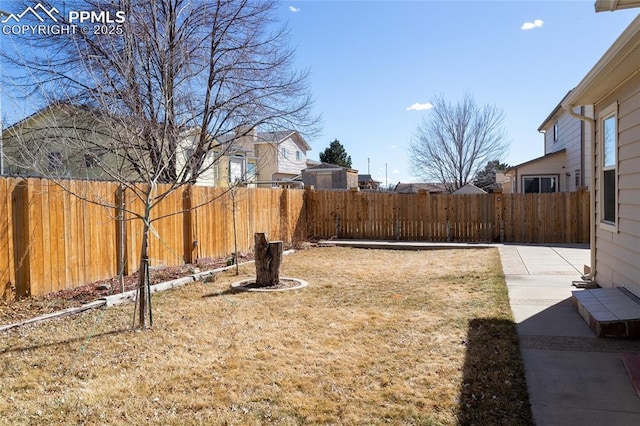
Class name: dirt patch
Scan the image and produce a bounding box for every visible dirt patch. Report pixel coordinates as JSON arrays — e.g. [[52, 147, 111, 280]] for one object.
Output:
[[231, 277, 308, 291], [0, 253, 252, 326]]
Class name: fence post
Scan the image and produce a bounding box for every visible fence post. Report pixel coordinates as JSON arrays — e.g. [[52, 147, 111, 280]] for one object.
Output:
[[115, 184, 128, 284], [279, 188, 291, 245], [303, 185, 314, 239], [11, 179, 31, 298], [493, 189, 504, 243], [182, 185, 197, 264]]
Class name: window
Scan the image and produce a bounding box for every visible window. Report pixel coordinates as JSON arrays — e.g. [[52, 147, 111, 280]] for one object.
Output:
[[281, 147, 288, 158], [553, 121, 559, 142], [600, 103, 617, 227], [228, 157, 244, 184], [523, 176, 558, 193], [246, 162, 256, 181], [48, 151, 64, 171], [296, 151, 301, 161]]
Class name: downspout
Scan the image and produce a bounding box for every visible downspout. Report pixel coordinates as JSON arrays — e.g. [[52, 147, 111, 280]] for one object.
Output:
[[580, 106, 586, 187], [565, 104, 596, 281]]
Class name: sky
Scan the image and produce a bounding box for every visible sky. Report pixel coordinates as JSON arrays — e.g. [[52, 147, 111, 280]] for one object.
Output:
[[0, 1, 638, 187], [277, 1, 639, 186]]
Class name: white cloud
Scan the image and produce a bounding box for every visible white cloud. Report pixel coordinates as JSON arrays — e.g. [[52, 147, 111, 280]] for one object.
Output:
[[521, 19, 543, 30], [406, 102, 433, 111], [392, 169, 400, 174], [289, 6, 301, 12], [390, 144, 398, 149]]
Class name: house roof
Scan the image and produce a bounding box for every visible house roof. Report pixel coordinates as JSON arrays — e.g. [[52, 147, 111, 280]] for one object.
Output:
[[562, 14, 640, 108], [506, 149, 566, 172], [3, 102, 96, 133], [304, 162, 358, 173], [451, 183, 487, 195], [393, 182, 448, 193], [358, 174, 380, 183], [537, 91, 572, 131], [256, 130, 312, 151], [595, 0, 640, 12]]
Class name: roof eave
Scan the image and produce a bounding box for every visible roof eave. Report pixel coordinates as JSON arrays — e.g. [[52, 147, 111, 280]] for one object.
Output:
[[562, 14, 640, 108], [537, 91, 573, 131], [595, 0, 640, 12]]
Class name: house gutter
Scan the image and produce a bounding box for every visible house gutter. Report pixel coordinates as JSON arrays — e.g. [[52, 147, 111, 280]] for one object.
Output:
[[565, 104, 596, 281]]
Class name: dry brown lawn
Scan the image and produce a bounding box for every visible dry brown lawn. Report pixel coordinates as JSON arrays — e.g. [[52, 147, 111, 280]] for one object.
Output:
[[0, 246, 532, 425]]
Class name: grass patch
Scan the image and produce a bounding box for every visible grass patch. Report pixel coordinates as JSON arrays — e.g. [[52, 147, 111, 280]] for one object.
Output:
[[0, 247, 532, 425]]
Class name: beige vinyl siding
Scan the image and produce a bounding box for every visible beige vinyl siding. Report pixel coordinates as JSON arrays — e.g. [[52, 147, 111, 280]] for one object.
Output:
[[276, 137, 307, 175], [594, 72, 640, 296], [515, 151, 567, 192], [255, 144, 277, 184], [544, 109, 580, 155], [542, 106, 592, 191]]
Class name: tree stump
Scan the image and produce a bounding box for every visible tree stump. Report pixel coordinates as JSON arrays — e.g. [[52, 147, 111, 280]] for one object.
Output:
[[254, 233, 283, 287]]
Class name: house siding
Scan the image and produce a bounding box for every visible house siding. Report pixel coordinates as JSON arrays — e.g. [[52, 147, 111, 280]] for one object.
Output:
[[541, 105, 592, 191], [255, 144, 277, 184], [512, 151, 567, 192], [593, 71, 640, 297], [2, 105, 142, 181], [276, 137, 307, 176]]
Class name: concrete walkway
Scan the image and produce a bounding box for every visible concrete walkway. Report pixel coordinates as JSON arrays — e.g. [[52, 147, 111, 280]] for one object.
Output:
[[500, 244, 640, 425]]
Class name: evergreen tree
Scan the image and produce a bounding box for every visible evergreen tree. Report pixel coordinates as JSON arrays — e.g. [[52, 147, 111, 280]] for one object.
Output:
[[319, 139, 352, 168], [474, 160, 510, 192]]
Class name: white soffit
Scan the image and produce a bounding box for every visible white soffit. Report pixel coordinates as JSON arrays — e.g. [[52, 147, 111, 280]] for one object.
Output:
[[563, 14, 640, 107], [595, 0, 640, 12]]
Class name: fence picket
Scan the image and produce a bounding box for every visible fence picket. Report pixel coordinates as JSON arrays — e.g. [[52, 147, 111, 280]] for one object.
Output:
[[0, 176, 590, 300]]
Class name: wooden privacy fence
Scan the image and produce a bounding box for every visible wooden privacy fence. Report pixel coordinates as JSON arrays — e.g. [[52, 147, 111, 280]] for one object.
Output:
[[305, 189, 590, 244], [0, 176, 589, 301], [0, 177, 305, 299]]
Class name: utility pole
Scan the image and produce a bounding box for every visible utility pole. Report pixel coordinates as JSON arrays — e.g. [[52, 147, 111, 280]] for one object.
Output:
[[385, 163, 388, 190], [367, 157, 370, 174]]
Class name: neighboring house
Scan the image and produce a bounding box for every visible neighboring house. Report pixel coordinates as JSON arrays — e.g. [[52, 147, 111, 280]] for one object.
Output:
[[451, 183, 487, 195], [228, 127, 311, 187], [358, 174, 381, 190], [2, 104, 249, 187], [301, 163, 358, 190], [2, 103, 141, 180], [561, 13, 640, 297], [393, 182, 448, 194], [506, 94, 592, 193], [306, 158, 322, 168], [190, 132, 258, 188], [496, 172, 512, 193]]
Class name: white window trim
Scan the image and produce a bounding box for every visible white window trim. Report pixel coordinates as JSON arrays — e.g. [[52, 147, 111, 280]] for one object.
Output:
[[598, 101, 618, 233]]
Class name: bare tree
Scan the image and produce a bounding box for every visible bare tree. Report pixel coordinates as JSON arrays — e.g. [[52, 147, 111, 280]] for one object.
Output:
[[1, 0, 319, 328], [409, 94, 508, 192]]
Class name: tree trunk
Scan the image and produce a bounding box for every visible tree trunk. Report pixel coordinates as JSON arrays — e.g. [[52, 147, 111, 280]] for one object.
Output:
[[254, 233, 283, 287], [136, 221, 151, 328]]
